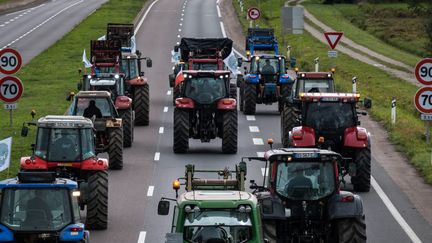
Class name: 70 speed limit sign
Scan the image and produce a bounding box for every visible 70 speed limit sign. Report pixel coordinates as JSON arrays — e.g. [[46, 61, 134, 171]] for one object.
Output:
[[414, 87, 432, 113], [0, 76, 23, 103]]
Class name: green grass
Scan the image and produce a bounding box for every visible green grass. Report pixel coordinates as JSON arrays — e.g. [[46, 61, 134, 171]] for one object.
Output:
[[0, 0, 146, 179], [303, 2, 427, 67], [234, 0, 432, 183]]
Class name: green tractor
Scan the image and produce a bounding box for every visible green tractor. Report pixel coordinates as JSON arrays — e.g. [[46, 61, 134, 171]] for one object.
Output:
[[157, 163, 266, 243]]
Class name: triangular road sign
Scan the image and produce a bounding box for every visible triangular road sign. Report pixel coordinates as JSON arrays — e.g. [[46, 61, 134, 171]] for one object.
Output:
[[324, 32, 343, 49]]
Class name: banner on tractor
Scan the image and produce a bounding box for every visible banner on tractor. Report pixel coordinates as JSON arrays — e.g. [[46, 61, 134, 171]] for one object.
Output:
[[82, 49, 92, 68], [0, 137, 12, 172], [223, 50, 240, 75]]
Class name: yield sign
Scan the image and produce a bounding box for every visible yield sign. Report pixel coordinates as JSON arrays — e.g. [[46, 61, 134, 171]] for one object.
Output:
[[324, 32, 343, 49]]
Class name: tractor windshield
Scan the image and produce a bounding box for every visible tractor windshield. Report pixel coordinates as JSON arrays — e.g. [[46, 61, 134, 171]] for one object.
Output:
[[192, 62, 218, 71], [304, 102, 356, 131], [85, 76, 124, 97], [250, 57, 285, 75], [184, 209, 252, 243], [275, 162, 335, 200], [121, 58, 139, 80], [35, 128, 95, 162], [0, 188, 73, 231], [296, 78, 334, 95], [183, 77, 227, 104], [75, 97, 115, 118]]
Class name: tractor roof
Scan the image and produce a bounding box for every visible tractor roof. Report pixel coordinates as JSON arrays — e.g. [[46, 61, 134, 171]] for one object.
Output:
[[299, 92, 360, 102], [37, 115, 93, 128], [182, 70, 231, 77], [76, 90, 112, 98], [0, 172, 77, 190], [178, 190, 257, 208], [297, 72, 334, 79], [252, 54, 284, 59], [264, 148, 342, 162]]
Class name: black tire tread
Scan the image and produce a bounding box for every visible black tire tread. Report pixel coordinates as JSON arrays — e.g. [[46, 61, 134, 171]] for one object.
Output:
[[243, 84, 256, 115], [85, 170, 108, 230], [173, 108, 189, 153], [121, 109, 133, 148], [337, 216, 367, 243], [222, 110, 238, 154], [134, 84, 150, 126], [281, 106, 298, 147], [108, 128, 123, 170], [352, 147, 371, 192]]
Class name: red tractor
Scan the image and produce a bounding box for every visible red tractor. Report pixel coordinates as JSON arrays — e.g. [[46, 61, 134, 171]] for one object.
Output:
[[173, 70, 237, 153], [20, 115, 109, 230], [287, 93, 372, 192], [106, 23, 152, 126], [169, 38, 236, 104]]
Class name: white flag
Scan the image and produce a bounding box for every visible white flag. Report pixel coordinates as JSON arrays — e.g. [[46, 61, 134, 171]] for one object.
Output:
[[223, 50, 240, 75], [98, 35, 106, 40], [0, 137, 12, 172], [171, 50, 180, 63], [131, 35, 136, 54], [82, 49, 92, 68]]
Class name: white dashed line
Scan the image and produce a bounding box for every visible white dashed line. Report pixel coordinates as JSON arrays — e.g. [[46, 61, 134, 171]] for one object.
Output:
[[177, 34, 181, 38], [159, 127, 164, 134], [163, 106, 168, 112], [257, 152, 265, 157], [167, 90, 172, 95], [246, 115, 256, 121], [253, 138, 264, 145], [219, 21, 227, 37], [154, 152, 160, 161], [147, 186, 154, 197], [249, 126, 259, 133], [137, 231, 146, 243], [179, 23, 183, 26], [181, 18, 184, 21], [216, 5, 221, 18], [216, 0, 220, 4], [178, 28, 182, 32]]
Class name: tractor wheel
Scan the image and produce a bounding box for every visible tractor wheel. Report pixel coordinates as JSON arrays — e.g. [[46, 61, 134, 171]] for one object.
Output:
[[120, 109, 133, 148], [239, 82, 244, 111], [108, 128, 123, 170], [173, 108, 189, 153], [281, 105, 298, 147], [243, 84, 256, 115], [352, 147, 371, 192], [278, 85, 291, 113], [222, 110, 238, 154], [336, 216, 366, 243], [134, 84, 150, 126], [85, 170, 108, 230], [229, 83, 237, 101], [173, 86, 180, 106]]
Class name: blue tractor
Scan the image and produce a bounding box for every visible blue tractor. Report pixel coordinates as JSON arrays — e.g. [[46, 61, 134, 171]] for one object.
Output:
[[238, 28, 295, 114], [0, 172, 90, 243]]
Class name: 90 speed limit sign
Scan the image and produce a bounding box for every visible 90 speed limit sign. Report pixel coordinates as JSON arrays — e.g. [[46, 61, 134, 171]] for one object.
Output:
[[415, 58, 432, 85], [0, 76, 23, 103], [0, 48, 22, 75]]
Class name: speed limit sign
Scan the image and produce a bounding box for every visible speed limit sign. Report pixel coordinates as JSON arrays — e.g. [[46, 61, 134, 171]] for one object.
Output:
[[414, 87, 432, 113], [0, 48, 22, 75], [0, 76, 23, 103], [415, 58, 432, 85]]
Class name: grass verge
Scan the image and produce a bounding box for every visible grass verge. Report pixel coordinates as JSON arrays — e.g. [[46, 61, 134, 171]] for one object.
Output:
[[233, 0, 432, 183], [0, 0, 146, 179]]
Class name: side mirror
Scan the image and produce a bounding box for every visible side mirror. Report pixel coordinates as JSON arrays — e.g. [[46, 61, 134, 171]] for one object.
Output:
[[21, 125, 28, 137], [237, 57, 243, 67], [136, 50, 141, 57], [169, 74, 175, 88], [146, 59, 152, 68], [157, 200, 170, 215], [363, 97, 372, 109], [174, 45, 179, 52]]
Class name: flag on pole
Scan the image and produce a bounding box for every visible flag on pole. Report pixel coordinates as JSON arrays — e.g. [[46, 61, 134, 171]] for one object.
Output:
[[0, 137, 12, 172], [82, 49, 92, 68], [223, 50, 240, 75]]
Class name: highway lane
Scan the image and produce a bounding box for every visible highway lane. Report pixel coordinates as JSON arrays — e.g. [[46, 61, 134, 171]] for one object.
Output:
[[94, 0, 432, 242], [0, 0, 108, 64]]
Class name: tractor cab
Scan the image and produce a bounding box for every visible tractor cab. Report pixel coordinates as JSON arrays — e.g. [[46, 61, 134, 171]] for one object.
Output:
[[157, 163, 265, 243], [81, 73, 126, 98], [70, 91, 120, 119], [293, 71, 335, 97]]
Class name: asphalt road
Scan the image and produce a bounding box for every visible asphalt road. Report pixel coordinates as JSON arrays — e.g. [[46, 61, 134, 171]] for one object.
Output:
[[0, 0, 108, 64]]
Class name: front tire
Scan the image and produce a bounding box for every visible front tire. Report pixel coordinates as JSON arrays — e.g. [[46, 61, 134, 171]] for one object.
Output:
[[108, 128, 123, 170], [134, 84, 150, 126], [352, 147, 371, 192], [173, 108, 189, 153], [281, 105, 298, 147], [243, 84, 256, 115], [336, 216, 366, 243], [222, 110, 237, 154], [85, 170, 108, 230], [120, 109, 133, 148]]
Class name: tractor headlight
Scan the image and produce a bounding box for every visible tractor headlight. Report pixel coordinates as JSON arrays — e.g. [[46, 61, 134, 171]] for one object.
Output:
[[72, 191, 81, 197]]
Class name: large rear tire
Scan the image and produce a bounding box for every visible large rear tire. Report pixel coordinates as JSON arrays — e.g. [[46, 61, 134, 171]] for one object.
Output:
[[85, 170, 108, 230], [281, 105, 298, 147], [173, 108, 189, 153], [336, 216, 366, 243], [278, 85, 291, 113], [222, 110, 238, 154], [239, 82, 244, 112], [120, 109, 133, 148], [243, 84, 256, 115], [352, 147, 371, 192], [108, 128, 123, 170], [134, 84, 150, 126]]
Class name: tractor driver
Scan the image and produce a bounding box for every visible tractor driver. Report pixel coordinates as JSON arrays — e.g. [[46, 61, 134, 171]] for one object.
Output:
[[261, 59, 276, 74], [285, 165, 313, 198], [83, 100, 102, 119], [24, 190, 53, 225]]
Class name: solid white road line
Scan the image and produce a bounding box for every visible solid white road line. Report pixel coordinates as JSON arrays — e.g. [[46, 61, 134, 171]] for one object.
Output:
[[246, 115, 256, 121], [147, 186, 154, 197], [167, 90, 172, 95], [137, 231, 146, 243], [253, 138, 264, 145], [163, 106, 168, 112], [216, 5, 221, 18], [159, 127, 164, 134], [249, 126, 259, 133], [371, 177, 422, 243], [135, 0, 160, 34], [154, 152, 160, 161], [256, 152, 265, 157], [219, 21, 227, 37]]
